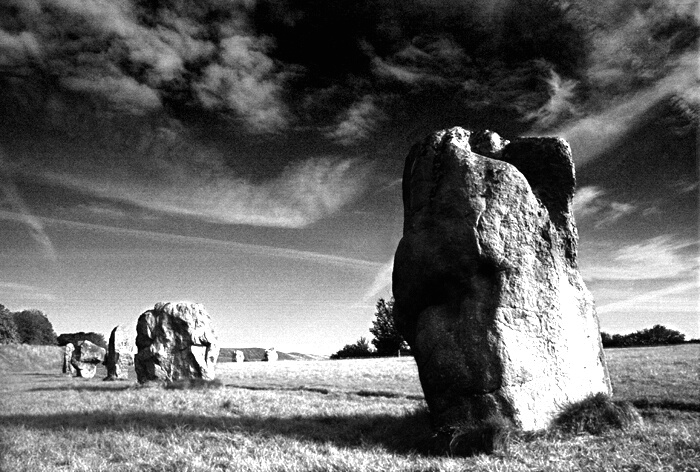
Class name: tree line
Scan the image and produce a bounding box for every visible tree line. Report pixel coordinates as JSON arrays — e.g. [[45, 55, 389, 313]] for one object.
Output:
[[600, 325, 692, 348], [331, 300, 696, 358], [0, 303, 106, 348]]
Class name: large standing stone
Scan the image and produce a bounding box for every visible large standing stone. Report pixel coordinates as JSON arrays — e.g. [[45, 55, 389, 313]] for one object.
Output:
[[104, 325, 134, 381], [71, 340, 106, 379], [63, 343, 76, 376], [393, 127, 611, 437], [134, 302, 220, 383]]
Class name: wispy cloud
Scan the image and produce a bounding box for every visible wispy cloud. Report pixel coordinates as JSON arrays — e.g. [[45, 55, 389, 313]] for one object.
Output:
[[573, 185, 636, 229], [583, 236, 698, 282], [596, 280, 698, 315], [361, 256, 394, 302], [553, 52, 697, 165], [36, 155, 371, 228], [326, 95, 383, 146], [0, 148, 57, 261], [0, 210, 383, 271], [526, 70, 579, 130], [0, 281, 57, 302]]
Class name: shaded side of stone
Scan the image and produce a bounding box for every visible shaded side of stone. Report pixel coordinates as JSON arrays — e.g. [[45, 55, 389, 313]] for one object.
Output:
[[500, 137, 578, 265]]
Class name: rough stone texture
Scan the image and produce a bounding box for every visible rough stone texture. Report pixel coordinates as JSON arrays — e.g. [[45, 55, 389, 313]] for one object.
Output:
[[393, 127, 611, 434], [134, 301, 219, 383], [233, 350, 245, 362], [104, 325, 134, 380], [263, 348, 278, 362], [63, 343, 76, 376], [71, 340, 106, 379]]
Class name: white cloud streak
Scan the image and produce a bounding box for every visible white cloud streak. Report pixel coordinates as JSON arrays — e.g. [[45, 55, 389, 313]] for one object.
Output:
[[554, 52, 698, 165], [361, 256, 394, 302], [596, 280, 698, 315], [583, 236, 698, 281], [0, 149, 57, 261], [37, 155, 370, 228], [0, 281, 57, 301], [0, 210, 383, 271]]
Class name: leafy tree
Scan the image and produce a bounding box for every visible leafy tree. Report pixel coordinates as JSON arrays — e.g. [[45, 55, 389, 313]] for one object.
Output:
[[57, 332, 108, 350], [601, 325, 686, 348], [12, 309, 57, 345], [331, 337, 374, 359], [369, 298, 409, 356], [0, 304, 19, 344]]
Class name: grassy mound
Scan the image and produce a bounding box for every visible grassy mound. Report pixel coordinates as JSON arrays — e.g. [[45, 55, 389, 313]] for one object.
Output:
[[553, 392, 643, 434], [0, 344, 64, 373]]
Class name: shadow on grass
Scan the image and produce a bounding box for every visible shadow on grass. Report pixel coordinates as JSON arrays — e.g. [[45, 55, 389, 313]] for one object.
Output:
[[0, 407, 437, 456], [632, 399, 700, 413]]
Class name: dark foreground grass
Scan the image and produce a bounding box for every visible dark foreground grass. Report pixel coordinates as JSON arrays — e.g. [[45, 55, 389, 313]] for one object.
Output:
[[0, 345, 698, 471]]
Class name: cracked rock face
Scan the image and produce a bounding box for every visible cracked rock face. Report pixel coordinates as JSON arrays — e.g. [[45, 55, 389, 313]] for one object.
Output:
[[393, 127, 611, 433], [135, 302, 219, 383]]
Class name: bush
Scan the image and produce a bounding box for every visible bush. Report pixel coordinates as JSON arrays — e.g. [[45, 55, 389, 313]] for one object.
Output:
[[12, 309, 57, 345], [331, 337, 375, 359], [0, 304, 19, 344]]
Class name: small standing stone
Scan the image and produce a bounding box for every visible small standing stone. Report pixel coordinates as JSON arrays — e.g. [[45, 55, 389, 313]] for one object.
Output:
[[71, 340, 106, 379], [263, 348, 278, 362], [104, 325, 134, 381], [63, 343, 76, 376], [233, 350, 245, 362]]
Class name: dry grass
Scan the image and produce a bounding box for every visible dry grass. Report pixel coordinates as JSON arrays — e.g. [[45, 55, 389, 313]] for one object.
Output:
[[0, 345, 698, 471]]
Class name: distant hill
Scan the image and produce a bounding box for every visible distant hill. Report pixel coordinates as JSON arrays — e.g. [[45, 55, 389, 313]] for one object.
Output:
[[218, 347, 327, 362]]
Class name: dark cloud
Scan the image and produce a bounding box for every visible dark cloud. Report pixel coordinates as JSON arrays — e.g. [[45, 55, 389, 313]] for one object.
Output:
[[0, 0, 696, 227]]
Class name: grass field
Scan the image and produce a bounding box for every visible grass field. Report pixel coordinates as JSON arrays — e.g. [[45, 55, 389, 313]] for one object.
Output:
[[0, 344, 698, 471]]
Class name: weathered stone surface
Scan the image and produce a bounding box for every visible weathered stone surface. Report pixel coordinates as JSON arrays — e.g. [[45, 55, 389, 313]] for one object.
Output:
[[263, 348, 278, 362], [233, 350, 245, 362], [71, 340, 106, 378], [393, 127, 611, 435], [63, 343, 76, 376], [134, 302, 219, 383], [104, 325, 134, 381]]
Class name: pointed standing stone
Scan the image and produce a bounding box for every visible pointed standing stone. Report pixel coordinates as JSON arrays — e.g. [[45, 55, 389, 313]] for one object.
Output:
[[104, 325, 134, 380]]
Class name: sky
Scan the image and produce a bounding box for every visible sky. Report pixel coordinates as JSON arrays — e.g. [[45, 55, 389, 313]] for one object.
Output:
[[0, 0, 698, 354]]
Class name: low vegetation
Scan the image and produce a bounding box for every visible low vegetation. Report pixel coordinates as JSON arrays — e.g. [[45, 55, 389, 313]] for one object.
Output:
[[0, 344, 698, 471], [601, 324, 688, 348]]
